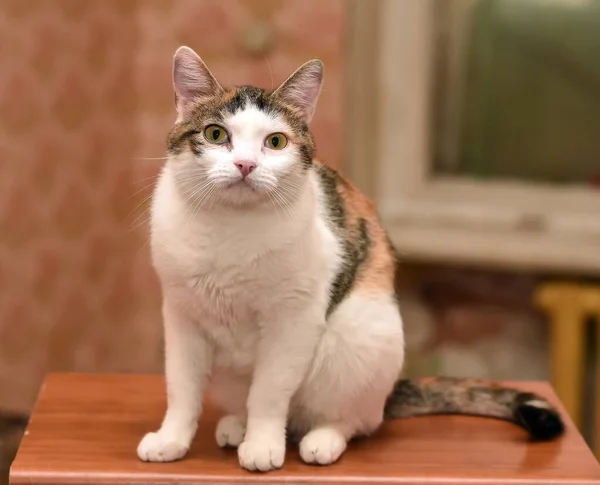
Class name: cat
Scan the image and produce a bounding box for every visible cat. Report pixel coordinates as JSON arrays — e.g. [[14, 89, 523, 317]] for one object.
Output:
[[137, 46, 564, 472]]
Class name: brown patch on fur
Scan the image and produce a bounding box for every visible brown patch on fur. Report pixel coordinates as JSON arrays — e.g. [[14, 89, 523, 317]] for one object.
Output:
[[314, 162, 398, 314], [385, 377, 522, 418], [219, 89, 239, 105], [331, 171, 396, 294], [384, 377, 564, 440], [167, 85, 315, 168]]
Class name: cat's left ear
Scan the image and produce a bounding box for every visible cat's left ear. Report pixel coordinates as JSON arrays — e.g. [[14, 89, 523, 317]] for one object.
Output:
[[172, 46, 223, 116], [272, 59, 323, 123]]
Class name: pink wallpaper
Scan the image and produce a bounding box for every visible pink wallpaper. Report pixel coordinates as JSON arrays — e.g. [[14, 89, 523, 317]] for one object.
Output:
[[0, 0, 345, 413]]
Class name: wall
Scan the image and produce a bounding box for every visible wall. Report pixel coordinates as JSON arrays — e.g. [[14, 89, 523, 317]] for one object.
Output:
[[399, 265, 550, 381], [0, 0, 560, 420], [0, 0, 142, 412], [0, 0, 346, 414]]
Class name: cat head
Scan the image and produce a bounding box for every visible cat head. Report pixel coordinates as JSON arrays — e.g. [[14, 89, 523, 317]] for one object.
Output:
[[166, 46, 323, 209]]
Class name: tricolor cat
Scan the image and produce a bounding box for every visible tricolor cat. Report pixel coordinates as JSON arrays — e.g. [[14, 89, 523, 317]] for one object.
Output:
[[137, 46, 564, 472]]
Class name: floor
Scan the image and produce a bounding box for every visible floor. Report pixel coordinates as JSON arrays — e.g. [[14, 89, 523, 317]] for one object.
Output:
[[0, 413, 27, 485]]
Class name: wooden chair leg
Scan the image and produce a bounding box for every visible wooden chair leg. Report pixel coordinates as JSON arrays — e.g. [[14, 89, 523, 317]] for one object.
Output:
[[548, 310, 587, 429], [535, 284, 588, 429], [580, 288, 600, 460], [595, 326, 600, 460]]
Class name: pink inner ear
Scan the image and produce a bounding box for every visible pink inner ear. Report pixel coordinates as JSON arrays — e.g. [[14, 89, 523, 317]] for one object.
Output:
[[173, 47, 221, 113], [275, 60, 323, 123]]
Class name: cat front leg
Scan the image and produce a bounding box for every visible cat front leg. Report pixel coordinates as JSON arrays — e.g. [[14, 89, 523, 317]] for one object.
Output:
[[137, 299, 211, 462], [238, 304, 323, 472]]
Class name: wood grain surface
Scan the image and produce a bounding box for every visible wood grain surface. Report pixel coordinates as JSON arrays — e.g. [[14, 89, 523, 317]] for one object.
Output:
[[9, 373, 600, 485]]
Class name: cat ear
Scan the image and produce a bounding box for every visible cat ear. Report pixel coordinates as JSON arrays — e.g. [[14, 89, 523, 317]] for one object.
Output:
[[272, 59, 323, 123], [172, 46, 223, 115]]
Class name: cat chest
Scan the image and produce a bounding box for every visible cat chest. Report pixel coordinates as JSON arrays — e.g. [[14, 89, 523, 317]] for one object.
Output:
[[197, 309, 259, 374], [180, 271, 265, 373]]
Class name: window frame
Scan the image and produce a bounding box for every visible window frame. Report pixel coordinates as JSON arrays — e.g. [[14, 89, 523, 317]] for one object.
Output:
[[345, 0, 600, 275]]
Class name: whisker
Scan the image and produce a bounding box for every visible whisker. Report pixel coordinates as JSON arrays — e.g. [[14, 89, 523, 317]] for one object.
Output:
[[196, 181, 218, 210], [184, 180, 215, 226], [177, 176, 216, 223], [272, 187, 304, 262], [128, 200, 155, 228], [274, 185, 303, 225], [281, 178, 305, 191], [126, 192, 155, 222], [205, 183, 221, 212], [264, 54, 274, 91], [266, 191, 283, 225], [183, 179, 213, 204], [133, 174, 159, 185], [279, 183, 304, 203], [271, 188, 295, 224], [180, 177, 213, 197], [190, 183, 217, 221], [138, 235, 151, 253], [274, 186, 304, 261], [129, 213, 151, 232], [130, 180, 158, 199]]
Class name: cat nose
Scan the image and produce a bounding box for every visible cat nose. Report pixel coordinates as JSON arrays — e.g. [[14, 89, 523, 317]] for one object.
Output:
[[234, 160, 257, 178]]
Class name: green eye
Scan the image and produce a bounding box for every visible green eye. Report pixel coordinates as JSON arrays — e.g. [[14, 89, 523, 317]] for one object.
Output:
[[265, 133, 288, 150], [204, 125, 229, 144]]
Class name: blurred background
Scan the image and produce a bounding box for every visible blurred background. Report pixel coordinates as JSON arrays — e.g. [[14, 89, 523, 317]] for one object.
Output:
[[0, 0, 599, 476]]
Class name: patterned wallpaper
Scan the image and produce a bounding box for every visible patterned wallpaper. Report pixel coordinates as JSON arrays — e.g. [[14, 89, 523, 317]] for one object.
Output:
[[0, 0, 345, 413]]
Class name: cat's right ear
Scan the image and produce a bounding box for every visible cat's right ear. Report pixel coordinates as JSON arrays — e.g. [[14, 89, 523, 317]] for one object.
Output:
[[173, 46, 223, 117]]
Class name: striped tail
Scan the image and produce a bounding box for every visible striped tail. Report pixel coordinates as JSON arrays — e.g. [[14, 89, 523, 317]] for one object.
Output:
[[384, 377, 564, 440]]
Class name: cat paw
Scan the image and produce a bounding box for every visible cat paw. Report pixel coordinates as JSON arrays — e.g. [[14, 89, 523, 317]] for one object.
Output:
[[137, 431, 190, 462], [299, 427, 347, 465], [216, 415, 246, 448], [238, 438, 285, 472]]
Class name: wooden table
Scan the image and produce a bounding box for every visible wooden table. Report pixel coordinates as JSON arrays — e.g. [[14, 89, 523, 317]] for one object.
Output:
[[10, 373, 600, 485]]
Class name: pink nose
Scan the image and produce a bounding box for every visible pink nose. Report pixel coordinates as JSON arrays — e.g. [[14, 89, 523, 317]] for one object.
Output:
[[235, 160, 257, 178]]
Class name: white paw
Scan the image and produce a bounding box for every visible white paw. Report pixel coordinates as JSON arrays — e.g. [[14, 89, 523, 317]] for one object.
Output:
[[238, 438, 285, 472], [299, 427, 347, 465], [216, 415, 246, 448], [137, 431, 190, 462]]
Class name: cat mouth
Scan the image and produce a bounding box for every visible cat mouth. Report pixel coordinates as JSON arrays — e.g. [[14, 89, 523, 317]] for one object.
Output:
[[226, 178, 257, 190]]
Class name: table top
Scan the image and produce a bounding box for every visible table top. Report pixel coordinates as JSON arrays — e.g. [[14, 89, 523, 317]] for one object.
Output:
[[10, 373, 600, 485]]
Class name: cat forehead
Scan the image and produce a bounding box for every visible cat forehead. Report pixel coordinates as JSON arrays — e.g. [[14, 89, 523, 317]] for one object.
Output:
[[225, 105, 288, 136], [187, 85, 293, 131]]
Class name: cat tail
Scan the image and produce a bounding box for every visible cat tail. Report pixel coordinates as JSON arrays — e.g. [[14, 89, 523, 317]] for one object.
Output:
[[383, 377, 564, 440]]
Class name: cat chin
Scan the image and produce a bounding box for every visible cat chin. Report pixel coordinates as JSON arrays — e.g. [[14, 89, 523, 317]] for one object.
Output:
[[211, 182, 273, 209], [223, 177, 260, 191]]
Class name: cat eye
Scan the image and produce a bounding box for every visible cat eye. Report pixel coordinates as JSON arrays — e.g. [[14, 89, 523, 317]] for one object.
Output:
[[265, 133, 288, 150], [204, 124, 229, 144]]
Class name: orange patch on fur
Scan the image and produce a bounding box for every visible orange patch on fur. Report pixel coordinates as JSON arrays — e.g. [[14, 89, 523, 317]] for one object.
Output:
[[334, 174, 396, 294]]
